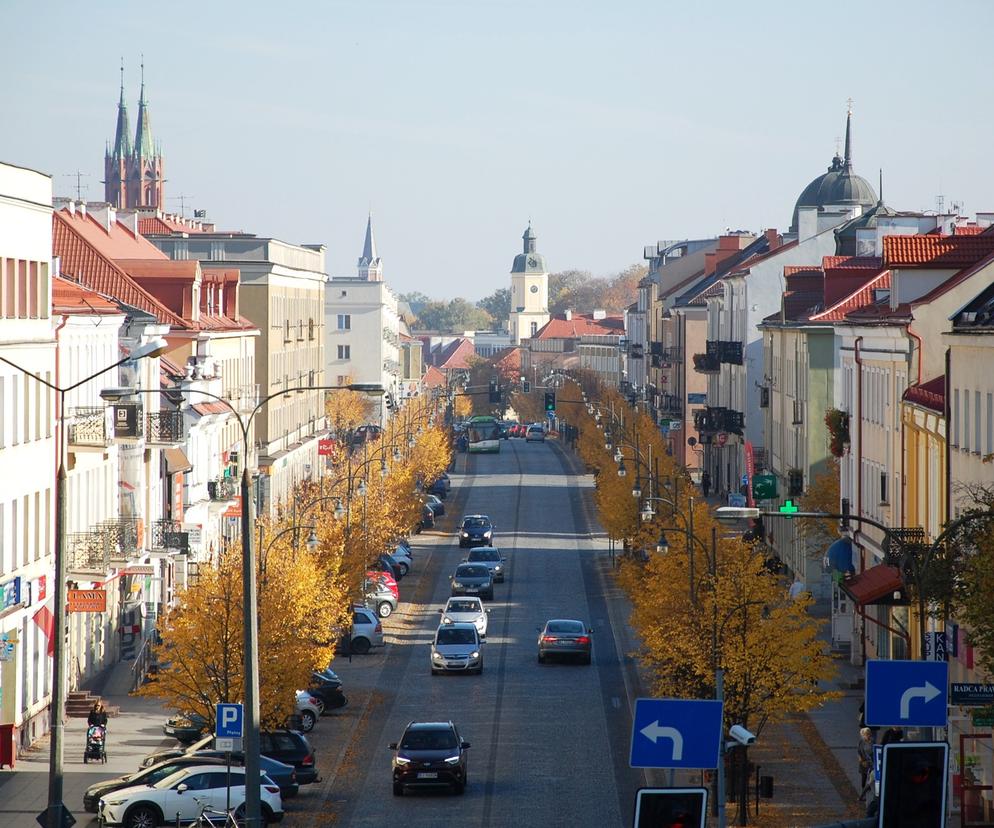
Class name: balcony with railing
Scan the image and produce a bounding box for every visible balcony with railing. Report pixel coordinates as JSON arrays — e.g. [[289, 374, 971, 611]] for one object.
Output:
[[207, 477, 238, 502], [658, 395, 683, 415], [150, 519, 181, 551], [145, 410, 185, 445], [67, 517, 142, 574], [692, 352, 720, 374], [67, 407, 110, 447]]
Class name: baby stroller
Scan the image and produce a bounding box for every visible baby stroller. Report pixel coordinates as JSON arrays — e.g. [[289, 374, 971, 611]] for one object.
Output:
[[84, 724, 107, 763]]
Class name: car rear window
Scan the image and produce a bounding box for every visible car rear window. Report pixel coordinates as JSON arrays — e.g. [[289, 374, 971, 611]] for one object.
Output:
[[456, 565, 489, 578], [401, 729, 458, 750], [548, 621, 585, 634], [273, 733, 299, 752], [447, 600, 480, 613]]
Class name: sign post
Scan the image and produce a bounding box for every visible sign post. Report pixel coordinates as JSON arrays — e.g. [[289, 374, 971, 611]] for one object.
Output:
[[629, 698, 724, 769], [865, 660, 948, 727], [216, 703, 244, 815]]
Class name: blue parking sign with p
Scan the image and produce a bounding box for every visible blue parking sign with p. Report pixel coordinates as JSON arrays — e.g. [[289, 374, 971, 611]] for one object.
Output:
[[216, 703, 244, 738]]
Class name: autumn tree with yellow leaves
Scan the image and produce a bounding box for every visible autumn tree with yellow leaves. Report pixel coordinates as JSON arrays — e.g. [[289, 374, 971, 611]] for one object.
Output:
[[564, 375, 836, 735]]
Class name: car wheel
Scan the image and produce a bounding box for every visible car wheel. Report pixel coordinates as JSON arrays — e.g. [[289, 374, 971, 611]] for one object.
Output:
[[397, 562, 409, 577], [299, 709, 317, 732], [538, 652, 545, 664], [377, 602, 393, 619], [453, 780, 465, 795], [393, 782, 404, 796], [313, 698, 326, 715], [351, 636, 371, 655], [488, 540, 493, 547], [583, 654, 592, 665], [476, 665, 484, 676], [124, 805, 161, 828]]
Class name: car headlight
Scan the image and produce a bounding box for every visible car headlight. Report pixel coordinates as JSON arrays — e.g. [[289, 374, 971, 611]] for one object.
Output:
[[453, 582, 464, 588], [442, 616, 453, 624], [395, 756, 411, 765], [483, 530, 492, 537], [470, 651, 480, 659], [461, 531, 469, 537], [494, 565, 502, 572], [444, 755, 462, 765], [432, 651, 444, 661]]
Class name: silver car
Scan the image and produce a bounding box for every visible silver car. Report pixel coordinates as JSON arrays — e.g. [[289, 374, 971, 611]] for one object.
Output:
[[537, 619, 593, 664], [430, 623, 484, 675], [464, 546, 506, 583], [449, 563, 494, 600], [439, 597, 489, 637]]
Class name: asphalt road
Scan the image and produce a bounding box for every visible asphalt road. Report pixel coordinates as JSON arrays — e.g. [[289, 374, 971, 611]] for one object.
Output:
[[316, 437, 643, 827]]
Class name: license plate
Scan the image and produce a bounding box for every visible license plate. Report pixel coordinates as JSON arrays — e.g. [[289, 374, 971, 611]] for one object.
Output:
[[558, 640, 574, 646], [417, 772, 438, 779]]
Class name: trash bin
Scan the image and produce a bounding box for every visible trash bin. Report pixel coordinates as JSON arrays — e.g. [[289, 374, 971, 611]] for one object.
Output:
[[0, 723, 15, 769]]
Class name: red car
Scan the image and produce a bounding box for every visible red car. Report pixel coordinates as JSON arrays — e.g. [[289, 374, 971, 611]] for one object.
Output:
[[366, 570, 399, 598]]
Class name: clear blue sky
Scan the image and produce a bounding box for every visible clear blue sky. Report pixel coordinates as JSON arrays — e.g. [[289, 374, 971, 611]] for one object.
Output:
[[4, 0, 993, 300]]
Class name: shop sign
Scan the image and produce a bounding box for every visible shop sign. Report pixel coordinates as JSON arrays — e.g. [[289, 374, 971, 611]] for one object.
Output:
[[123, 565, 155, 576], [185, 525, 203, 547], [971, 711, 994, 727], [952, 683, 994, 706], [112, 404, 140, 438], [0, 631, 17, 662], [0, 577, 21, 611], [318, 438, 335, 456], [224, 495, 243, 518], [68, 589, 107, 613]]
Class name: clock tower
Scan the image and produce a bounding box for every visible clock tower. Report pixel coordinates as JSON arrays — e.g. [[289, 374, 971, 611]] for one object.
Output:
[[508, 223, 550, 345]]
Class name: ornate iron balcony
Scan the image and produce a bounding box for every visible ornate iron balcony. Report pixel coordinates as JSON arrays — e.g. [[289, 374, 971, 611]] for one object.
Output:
[[692, 353, 720, 374], [67, 407, 109, 447], [145, 410, 185, 444], [207, 477, 238, 501]]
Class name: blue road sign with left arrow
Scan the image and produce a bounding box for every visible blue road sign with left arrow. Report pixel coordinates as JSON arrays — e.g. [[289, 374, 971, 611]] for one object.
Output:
[[630, 698, 724, 769], [865, 659, 948, 728]]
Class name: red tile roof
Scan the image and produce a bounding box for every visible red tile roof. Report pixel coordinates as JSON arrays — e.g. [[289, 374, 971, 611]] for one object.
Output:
[[903, 375, 945, 413], [53, 212, 187, 328], [952, 225, 984, 236], [422, 338, 476, 370], [809, 270, 892, 323], [909, 250, 994, 309], [138, 215, 209, 236], [52, 276, 122, 315], [532, 314, 624, 340], [61, 209, 168, 260], [422, 365, 447, 388], [821, 256, 884, 270], [191, 402, 232, 417], [883, 235, 994, 268]]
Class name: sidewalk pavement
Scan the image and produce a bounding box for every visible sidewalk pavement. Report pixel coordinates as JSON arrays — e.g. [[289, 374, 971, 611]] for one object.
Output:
[[0, 659, 175, 828]]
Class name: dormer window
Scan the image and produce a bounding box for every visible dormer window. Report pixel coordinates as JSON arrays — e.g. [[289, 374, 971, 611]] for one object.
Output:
[[873, 288, 890, 303]]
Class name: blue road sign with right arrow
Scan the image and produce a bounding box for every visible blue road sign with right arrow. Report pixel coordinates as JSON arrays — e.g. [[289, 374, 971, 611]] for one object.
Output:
[[630, 698, 724, 769], [865, 659, 948, 728]]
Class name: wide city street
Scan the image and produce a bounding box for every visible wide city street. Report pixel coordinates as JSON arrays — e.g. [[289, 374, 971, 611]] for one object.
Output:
[[296, 437, 643, 826]]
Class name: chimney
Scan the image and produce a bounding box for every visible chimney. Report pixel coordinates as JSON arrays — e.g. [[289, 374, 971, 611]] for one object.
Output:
[[704, 251, 716, 276], [119, 210, 139, 236], [78, 200, 86, 219], [592, 309, 606, 320], [89, 203, 116, 233], [564, 309, 572, 321], [765, 228, 781, 251]]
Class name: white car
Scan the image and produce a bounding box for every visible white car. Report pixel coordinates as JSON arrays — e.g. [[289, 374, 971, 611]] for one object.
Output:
[[98, 764, 283, 827], [295, 690, 322, 732], [430, 622, 484, 675], [348, 605, 385, 654], [439, 596, 489, 637], [390, 544, 413, 573], [526, 424, 545, 442]]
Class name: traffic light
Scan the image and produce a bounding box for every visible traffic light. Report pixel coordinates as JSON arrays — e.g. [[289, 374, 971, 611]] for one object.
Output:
[[522, 380, 531, 393], [633, 787, 707, 828], [879, 742, 948, 828], [840, 497, 851, 530], [544, 391, 556, 412], [384, 391, 395, 410], [488, 379, 500, 404]]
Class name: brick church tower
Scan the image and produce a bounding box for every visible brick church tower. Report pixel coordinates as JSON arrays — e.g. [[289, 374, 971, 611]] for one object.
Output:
[[104, 62, 165, 209]]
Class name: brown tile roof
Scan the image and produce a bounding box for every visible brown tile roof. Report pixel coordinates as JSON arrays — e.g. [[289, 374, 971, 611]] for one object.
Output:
[[422, 365, 447, 388], [903, 375, 945, 413], [62, 209, 168, 260], [883, 235, 994, 268], [191, 401, 232, 416], [821, 256, 884, 270], [809, 270, 892, 323], [52, 276, 122, 315], [53, 212, 187, 328], [952, 225, 984, 236], [138, 215, 209, 236], [532, 314, 624, 340]]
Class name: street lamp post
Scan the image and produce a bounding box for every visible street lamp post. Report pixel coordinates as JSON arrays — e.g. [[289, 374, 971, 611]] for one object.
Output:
[[0, 337, 168, 828], [100, 381, 383, 828]]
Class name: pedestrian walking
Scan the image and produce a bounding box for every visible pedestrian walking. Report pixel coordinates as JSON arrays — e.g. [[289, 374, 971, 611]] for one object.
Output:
[[87, 701, 108, 729], [701, 471, 711, 497], [857, 727, 874, 801]]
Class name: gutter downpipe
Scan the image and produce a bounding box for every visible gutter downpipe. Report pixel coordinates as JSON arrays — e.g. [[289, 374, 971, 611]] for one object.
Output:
[[854, 335, 865, 664], [904, 323, 922, 655]]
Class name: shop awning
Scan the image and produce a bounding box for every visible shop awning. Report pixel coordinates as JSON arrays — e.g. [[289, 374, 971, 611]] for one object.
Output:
[[163, 447, 193, 474], [840, 564, 904, 606]]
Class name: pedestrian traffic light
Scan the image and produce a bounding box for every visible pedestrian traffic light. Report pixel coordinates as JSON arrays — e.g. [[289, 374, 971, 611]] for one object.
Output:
[[879, 742, 948, 828], [522, 380, 530, 393], [488, 379, 499, 404], [544, 391, 555, 412], [632, 787, 707, 828]]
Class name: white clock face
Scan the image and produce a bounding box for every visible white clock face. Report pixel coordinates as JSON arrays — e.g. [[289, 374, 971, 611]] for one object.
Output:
[[530, 285, 539, 294]]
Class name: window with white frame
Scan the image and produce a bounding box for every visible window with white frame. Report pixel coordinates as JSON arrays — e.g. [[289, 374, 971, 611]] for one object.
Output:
[[337, 314, 351, 331], [952, 388, 960, 446], [337, 345, 351, 360], [964, 389, 971, 452], [975, 389, 982, 454]]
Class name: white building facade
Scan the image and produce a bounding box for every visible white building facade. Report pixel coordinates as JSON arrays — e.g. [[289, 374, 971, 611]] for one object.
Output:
[[509, 224, 550, 346]]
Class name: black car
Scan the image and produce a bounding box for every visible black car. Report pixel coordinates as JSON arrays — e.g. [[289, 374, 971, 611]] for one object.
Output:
[[260, 729, 319, 785], [309, 668, 348, 712], [458, 515, 494, 548], [427, 478, 447, 500], [83, 755, 227, 813], [390, 721, 471, 796], [162, 711, 209, 745], [140, 734, 213, 769], [370, 554, 403, 581], [193, 751, 300, 798]]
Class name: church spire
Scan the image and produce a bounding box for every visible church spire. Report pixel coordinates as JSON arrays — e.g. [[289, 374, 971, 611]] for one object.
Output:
[[357, 213, 383, 281], [134, 56, 154, 158], [843, 99, 853, 169], [111, 59, 132, 160]]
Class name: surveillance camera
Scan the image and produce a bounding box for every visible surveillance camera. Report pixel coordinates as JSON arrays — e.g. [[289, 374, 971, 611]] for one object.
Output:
[[729, 725, 756, 746]]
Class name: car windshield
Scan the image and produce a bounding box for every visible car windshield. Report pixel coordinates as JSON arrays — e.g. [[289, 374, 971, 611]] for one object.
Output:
[[436, 627, 477, 645], [548, 621, 585, 634], [463, 518, 490, 529], [401, 728, 458, 751], [468, 549, 499, 562], [456, 565, 489, 578], [447, 600, 481, 613]]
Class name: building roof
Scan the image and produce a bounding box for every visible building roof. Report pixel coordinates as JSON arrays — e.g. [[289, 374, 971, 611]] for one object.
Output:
[[840, 564, 904, 606], [684, 239, 800, 307], [809, 270, 892, 323], [791, 110, 877, 232], [952, 225, 984, 236], [883, 234, 994, 268], [822, 256, 884, 270], [138, 215, 209, 235], [951, 279, 994, 330], [903, 375, 945, 413], [52, 276, 123, 315], [510, 222, 547, 274], [421, 365, 447, 388], [423, 337, 476, 370], [531, 313, 624, 340], [909, 249, 994, 309]]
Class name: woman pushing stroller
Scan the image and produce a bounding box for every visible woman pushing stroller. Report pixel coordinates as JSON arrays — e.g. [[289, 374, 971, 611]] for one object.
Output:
[[84, 701, 108, 763]]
